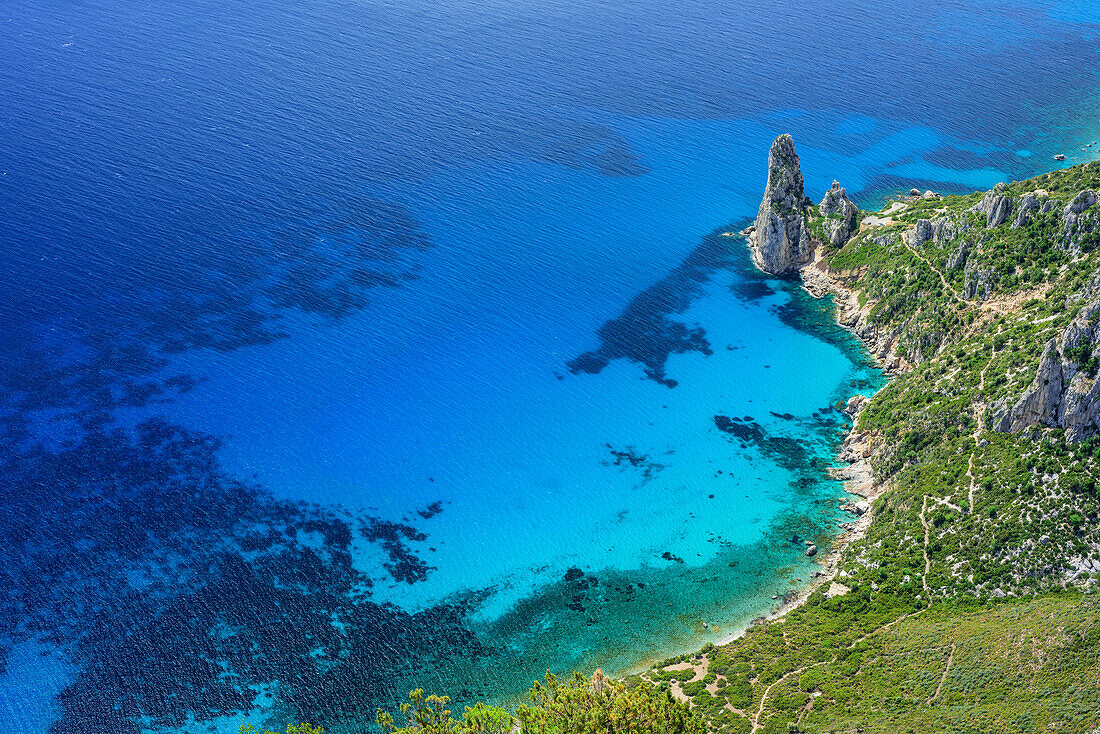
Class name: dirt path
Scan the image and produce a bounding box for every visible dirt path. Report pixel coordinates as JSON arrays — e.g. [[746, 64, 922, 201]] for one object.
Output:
[[967, 346, 996, 513], [747, 605, 930, 731], [966, 453, 978, 515], [750, 663, 824, 733], [920, 496, 932, 592], [902, 231, 964, 303], [928, 643, 957, 702]]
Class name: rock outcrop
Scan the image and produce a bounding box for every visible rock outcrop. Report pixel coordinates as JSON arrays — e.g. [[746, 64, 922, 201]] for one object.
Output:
[[909, 216, 959, 248], [818, 181, 860, 248], [748, 135, 813, 275], [1062, 189, 1098, 245], [908, 219, 933, 247], [972, 182, 1013, 227], [962, 265, 994, 300], [995, 292, 1100, 441], [931, 216, 958, 245], [1012, 192, 1041, 228], [946, 242, 969, 270], [800, 264, 905, 372]]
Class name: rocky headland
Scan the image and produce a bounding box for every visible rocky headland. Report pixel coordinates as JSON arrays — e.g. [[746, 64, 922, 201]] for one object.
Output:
[[631, 136, 1100, 734]]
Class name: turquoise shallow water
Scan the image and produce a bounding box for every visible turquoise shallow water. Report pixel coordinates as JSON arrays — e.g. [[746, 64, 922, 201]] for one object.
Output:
[[3, 0, 1100, 731]]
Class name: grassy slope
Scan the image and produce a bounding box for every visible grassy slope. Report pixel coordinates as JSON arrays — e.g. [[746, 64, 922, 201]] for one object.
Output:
[[634, 163, 1100, 734]]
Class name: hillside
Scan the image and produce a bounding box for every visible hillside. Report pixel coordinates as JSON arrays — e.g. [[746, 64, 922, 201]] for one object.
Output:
[[636, 152, 1100, 733]]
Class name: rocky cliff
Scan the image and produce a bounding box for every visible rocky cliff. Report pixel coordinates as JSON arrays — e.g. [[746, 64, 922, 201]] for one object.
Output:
[[995, 286, 1100, 441], [747, 135, 813, 274]]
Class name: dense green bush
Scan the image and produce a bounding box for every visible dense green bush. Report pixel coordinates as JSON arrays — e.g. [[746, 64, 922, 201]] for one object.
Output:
[[376, 671, 705, 734]]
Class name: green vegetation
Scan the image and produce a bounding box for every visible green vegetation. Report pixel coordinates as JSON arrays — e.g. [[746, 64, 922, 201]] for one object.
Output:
[[290, 164, 1100, 733], [376, 672, 705, 734], [637, 594, 1100, 733], [642, 162, 1100, 733], [240, 724, 325, 734]]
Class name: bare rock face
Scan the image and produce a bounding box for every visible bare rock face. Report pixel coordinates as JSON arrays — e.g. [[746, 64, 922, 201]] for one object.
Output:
[[962, 264, 994, 300], [996, 293, 1100, 441], [818, 180, 860, 248], [931, 216, 957, 245], [996, 340, 1066, 433], [907, 214, 959, 250], [1013, 192, 1041, 228], [748, 135, 813, 275], [972, 182, 1013, 227], [844, 394, 866, 416], [1065, 189, 1098, 217], [1062, 189, 1098, 246], [908, 219, 934, 247], [946, 242, 969, 270]]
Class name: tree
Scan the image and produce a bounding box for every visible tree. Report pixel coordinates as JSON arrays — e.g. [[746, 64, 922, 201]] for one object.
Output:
[[240, 724, 325, 734], [377, 689, 513, 734], [375, 671, 705, 734]]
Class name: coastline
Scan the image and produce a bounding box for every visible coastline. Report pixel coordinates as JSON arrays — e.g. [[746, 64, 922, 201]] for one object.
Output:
[[707, 251, 894, 647], [638, 156, 1100, 730], [621, 236, 897, 669]]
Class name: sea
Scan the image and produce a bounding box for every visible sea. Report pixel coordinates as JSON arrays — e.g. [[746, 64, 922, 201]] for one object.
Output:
[[1, 0, 1099, 731]]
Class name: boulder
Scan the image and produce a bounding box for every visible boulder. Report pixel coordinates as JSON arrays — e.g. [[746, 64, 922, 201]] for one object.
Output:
[[747, 135, 814, 274]]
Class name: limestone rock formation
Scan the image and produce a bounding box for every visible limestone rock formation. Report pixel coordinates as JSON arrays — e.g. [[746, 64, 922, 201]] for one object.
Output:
[[908, 219, 933, 247], [931, 216, 957, 245], [946, 242, 969, 270], [748, 135, 813, 274], [818, 180, 860, 248], [1012, 192, 1041, 228], [996, 293, 1100, 440], [1062, 189, 1098, 245], [972, 182, 1013, 227], [962, 265, 994, 300]]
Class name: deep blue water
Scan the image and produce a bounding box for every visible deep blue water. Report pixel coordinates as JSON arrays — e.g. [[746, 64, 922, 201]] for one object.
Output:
[[2, 0, 1100, 731]]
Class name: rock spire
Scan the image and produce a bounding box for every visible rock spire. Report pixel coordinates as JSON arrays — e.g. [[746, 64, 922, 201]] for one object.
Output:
[[747, 134, 813, 275]]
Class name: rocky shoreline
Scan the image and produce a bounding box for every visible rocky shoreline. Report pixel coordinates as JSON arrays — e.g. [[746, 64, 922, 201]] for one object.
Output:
[[718, 263, 892, 639], [729, 135, 908, 632]]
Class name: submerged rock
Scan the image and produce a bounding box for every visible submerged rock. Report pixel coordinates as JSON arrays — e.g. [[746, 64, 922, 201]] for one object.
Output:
[[748, 134, 813, 274]]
